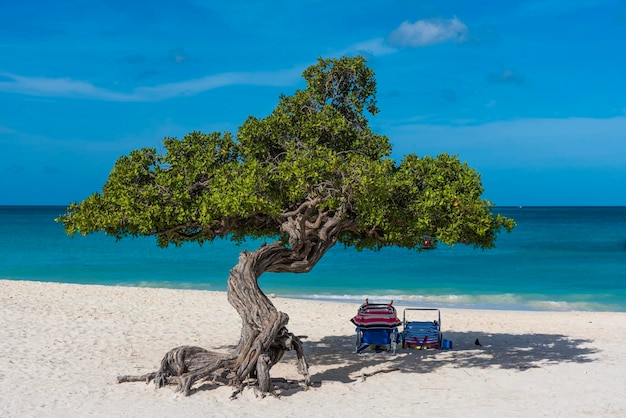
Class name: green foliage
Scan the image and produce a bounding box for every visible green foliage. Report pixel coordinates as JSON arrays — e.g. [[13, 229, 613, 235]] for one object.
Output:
[[57, 56, 514, 250]]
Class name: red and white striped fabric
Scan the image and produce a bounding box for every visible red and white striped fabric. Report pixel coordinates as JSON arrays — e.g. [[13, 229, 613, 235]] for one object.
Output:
[[350, 299, 402, 329]]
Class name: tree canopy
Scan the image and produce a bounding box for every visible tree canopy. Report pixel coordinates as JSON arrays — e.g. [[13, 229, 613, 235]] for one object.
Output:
[[58, 56, 514, 253]]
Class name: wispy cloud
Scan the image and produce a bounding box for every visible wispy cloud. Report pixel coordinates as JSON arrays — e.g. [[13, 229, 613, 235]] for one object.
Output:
[[132, 68, 303, 101], [0, 66, 304, 102], [341, 37, 398, 57], [387, 17, 469, 48], [0, 73, 138, 101], [389, 116, 626, 168]]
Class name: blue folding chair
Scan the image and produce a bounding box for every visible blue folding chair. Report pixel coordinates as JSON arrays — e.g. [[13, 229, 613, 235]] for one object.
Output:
[[401, 308, 443, 349], [351, 299, 401, 354]]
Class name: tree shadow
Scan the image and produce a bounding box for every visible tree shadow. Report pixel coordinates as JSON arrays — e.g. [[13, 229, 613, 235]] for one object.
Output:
[[295, 330, 599, 385], [177, 329, 598, 398]]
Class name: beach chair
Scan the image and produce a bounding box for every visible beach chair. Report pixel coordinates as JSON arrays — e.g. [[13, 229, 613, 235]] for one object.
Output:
[[401, 308, 444, 349], [351, 299, 401, 354]]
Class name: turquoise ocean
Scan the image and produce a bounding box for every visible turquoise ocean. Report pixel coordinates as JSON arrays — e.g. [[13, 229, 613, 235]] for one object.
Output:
[[1, 206, 625, 311]]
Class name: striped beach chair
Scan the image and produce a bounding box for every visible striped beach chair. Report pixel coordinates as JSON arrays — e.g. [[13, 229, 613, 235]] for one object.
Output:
[[351, 299, 401, 354]]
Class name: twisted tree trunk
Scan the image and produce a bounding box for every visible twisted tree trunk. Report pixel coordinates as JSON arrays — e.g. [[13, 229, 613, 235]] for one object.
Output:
[[118, 202, 353, 397]]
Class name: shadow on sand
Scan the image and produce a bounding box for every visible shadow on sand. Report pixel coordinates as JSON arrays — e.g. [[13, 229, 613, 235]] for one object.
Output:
[[300, 330, 598, 386], [186, 330, 598, 397]]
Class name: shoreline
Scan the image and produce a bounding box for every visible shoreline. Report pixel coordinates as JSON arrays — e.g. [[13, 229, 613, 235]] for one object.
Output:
[[3, 277, 625, 313], [2, 279, 626, 416], [277, 293, 624, 313]]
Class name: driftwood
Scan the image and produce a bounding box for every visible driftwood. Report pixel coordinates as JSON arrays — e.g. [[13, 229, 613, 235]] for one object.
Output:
[[118, 202, 351, 397], [353, 366, 400, 382]]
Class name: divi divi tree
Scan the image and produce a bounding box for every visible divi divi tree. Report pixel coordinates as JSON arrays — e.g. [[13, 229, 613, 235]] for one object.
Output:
[[58, 56, 514, 396]]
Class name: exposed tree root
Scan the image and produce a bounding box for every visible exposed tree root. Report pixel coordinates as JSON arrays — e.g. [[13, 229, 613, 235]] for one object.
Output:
[[117, 328, 310, 396]]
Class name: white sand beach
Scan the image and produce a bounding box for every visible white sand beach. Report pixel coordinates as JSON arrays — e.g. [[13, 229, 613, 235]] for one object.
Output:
[[1, 279, 625, 417]]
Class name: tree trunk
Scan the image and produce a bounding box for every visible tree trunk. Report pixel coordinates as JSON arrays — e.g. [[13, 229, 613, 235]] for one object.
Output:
[[118, 204, 351, 396], [225, 244, 310, 393]]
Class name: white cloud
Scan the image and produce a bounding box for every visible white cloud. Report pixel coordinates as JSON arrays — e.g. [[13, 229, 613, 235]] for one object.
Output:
[[387, 17, 469, 48], [335, 18, 469, 58], [0, 66, 305, 102]]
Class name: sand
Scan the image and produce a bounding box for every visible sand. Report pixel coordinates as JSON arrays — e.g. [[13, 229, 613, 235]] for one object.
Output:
[[1, 279, 625, 417]]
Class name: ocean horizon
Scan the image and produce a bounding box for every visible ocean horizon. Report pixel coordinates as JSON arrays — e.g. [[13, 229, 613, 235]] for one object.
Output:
[[2, 205, 625, 312]]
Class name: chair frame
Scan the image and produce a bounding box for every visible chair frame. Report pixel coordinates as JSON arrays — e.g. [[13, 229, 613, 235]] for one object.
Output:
[[401, 308, 443, 349]]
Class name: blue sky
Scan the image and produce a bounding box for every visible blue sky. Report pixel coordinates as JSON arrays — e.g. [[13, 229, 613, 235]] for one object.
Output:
[[1, 0, 625, 206]]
